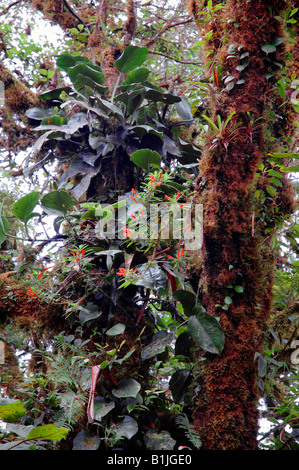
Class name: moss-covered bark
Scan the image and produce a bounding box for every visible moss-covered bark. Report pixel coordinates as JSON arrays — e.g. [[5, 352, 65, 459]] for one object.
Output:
[[186, 0, 297, 449]]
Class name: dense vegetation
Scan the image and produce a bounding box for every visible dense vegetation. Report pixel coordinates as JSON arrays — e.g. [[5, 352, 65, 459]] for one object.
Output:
[[0, 0, 298, 451]]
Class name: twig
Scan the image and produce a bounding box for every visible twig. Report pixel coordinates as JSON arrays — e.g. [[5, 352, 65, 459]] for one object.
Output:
[[1, 0, 22, 14], [62, 0, 86, 25], [148, 50, 201, 66]]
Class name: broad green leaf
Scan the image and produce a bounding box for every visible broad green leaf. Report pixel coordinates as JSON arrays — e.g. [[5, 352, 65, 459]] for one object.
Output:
[[120, 67, 150, 88], [73, 74, 108, 94], [78, 308, 101, 326], [68, 63, 105, 87], [13, 192, 40, 222], [112, 416, 138, 440], [175, 331, 194, 358], [169, 369, 191, 403], [141, 330, 176, 361], [114, 46, 148, 73], [130, 149, 161, 171], [144, 87, 181, 104], [0, 400, 26, 423], [41, 116, 68, 126], [112, 378, 141, 398], [93, 400, 115, 421], [175, 95, 193, 125], [26, 424, 68, 441], [106, 323, 126, 336], [144, 430, 176, 450], [173, 289, 196, 316], [41, 190, 76, 215], [38, 86, 72, 100], [25, 107, 54, 121], [0, 211, 8, 245], [188, 308, 224, 354], [128, 124, 163, 139], [56, 53, 91, 72], [72, 429, 100, 450]]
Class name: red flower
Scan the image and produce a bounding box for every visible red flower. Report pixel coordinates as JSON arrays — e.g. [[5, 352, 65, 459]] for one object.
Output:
[[117, 267, 126, 276]]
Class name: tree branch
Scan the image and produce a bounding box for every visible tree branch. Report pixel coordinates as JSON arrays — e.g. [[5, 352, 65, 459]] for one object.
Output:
[[62, 0, 86, 26], [148, 50, 201, 66]]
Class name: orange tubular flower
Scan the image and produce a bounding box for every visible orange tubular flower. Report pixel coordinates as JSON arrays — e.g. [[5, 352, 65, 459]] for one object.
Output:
[[131, 188, 137, 196], [117, 267, 126, 276], [122, 226, 133, 239]]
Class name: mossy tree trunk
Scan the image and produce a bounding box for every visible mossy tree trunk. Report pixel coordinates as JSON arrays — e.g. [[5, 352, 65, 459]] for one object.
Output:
[[187, 0, 297, 450]]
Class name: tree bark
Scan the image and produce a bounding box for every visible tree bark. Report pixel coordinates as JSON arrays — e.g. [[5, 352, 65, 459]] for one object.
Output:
[[187, 0, 297, 450]]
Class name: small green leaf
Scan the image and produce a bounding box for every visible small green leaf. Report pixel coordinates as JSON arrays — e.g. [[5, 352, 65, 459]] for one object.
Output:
[[268, 152, 299, 159], [265, 185, 277, 197], [234, 285, 244, 293], [262, 44, 276, 54], [257, 355, 267, 377], [106, 323, 126, 336], [114, 46, 148, 73], [13, 192, 40, 222], [26, 424, 68, 441]]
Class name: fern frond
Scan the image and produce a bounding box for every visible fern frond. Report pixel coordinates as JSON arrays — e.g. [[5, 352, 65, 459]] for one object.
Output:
[[175, 414, 202, 449]]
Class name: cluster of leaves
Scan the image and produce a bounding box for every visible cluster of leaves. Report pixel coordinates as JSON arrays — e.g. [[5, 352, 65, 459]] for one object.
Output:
[[0, 44, 224, 450], [0, 398, 68, 450]]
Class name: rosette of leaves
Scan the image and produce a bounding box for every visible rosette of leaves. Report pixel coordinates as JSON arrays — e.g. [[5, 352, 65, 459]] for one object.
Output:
[[25, 46, 201, 200]]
